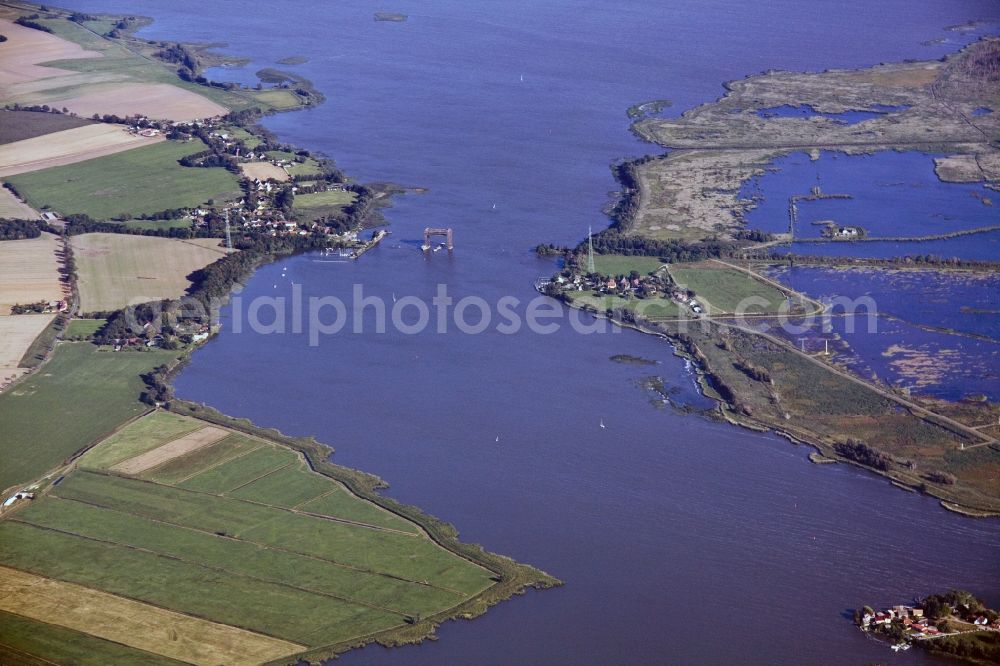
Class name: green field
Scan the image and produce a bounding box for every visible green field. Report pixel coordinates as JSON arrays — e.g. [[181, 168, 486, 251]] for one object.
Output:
[[0, 455, 494, 648], [178, 443, 297, 493], [221, 126, 262, 149], [669, 265, 786, 313], [139, 435, 262, 485], [63, 318, 106, 340], [286, 158, 324, 177], [0, 343, 178, 491], [0, 610, 184, 666], [119, 218, 194, 231], [295, 189, 356, 209], [6, 140, 240, 220], [592, 254, 665, 277]]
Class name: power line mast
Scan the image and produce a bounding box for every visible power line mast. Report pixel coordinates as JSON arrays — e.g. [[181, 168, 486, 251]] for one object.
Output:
[[587, 226, 595, 273], [224, 208, 233, 251]]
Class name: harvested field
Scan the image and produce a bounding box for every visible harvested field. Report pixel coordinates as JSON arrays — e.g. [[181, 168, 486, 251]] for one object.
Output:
[[59, 83, 227, 123], [0, 20, 225, 122], [80, 411, 202, 471], [110, 426, 229, 475], [240, 161, 289, 181], [0, 124, 162, 177], [0, 609, 185, 666], [0, 186, 38, 219], [0, 233, 64, 314], [0, 565, 303, 665], [0, 19, 101, 86], [6, 139, 241, 220], [0, 110, 93, 145], [71, 234, 229, 312], [0, 314, 55, 387]]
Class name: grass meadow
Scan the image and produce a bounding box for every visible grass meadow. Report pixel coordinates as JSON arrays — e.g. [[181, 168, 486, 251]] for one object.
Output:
[[7, 140, 240, 220], [0, 343, 178, 491]]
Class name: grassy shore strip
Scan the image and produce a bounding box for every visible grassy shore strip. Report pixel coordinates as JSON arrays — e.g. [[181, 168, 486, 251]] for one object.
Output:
[[167, 402, 561, 664]]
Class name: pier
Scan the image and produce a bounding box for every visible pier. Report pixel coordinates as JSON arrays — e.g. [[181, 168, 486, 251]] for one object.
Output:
[[422, 227, 454, 251]]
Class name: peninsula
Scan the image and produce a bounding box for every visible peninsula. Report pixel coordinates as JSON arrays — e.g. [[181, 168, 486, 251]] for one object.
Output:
[[543, 37, 1000, 515]]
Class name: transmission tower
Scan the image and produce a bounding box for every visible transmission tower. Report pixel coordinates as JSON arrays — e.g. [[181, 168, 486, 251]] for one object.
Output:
[[587, 226, 595, 273]]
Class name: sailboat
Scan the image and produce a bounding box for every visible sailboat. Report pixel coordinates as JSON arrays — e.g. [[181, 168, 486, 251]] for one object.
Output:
[[599, 418, 605, 429]]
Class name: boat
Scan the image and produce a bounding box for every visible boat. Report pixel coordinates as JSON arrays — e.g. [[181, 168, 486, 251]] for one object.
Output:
[[599, 418, 605, 429]]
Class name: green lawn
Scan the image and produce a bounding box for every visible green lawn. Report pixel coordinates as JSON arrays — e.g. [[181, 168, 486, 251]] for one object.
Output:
[[567, 291, 680, 318], [221, 126, 262, 149], [64, 318, 106, 340], [286, 158, 323, 177], [294, 189, 356, 209], [0, 343, 179, 491], [592, 254, 665, 277], [0, 610, 184, 666], [6, 140, 240, 220], [669, 265, 786, 314]]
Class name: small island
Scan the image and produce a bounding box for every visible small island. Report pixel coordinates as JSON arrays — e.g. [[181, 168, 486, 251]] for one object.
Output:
[[855, 590, 1000, 663], [374, 11, 407, 22]]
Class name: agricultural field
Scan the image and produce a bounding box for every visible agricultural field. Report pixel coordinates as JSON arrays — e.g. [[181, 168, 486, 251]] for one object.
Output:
[[0, 314, 55, 389], [0, 233, 64, 314], [0, 609, 186, 666], [294, 188, 357, 219], [0, 567, 300, 665], [0, 185, 38, 219], [0, 110, 93, 145], [0, 13, 310, 118], [592, 254, 665, 277], [6, 139, 241, 220], [240, 161, 289, 181], [119, 218, 194, 231], [0, 342, 179, 493], [0, 411, 499, 663], [669, 264, 786, 314], [71, 234, 229, 312], [0, 18, 226, 121], [0, 124, 161, 177]]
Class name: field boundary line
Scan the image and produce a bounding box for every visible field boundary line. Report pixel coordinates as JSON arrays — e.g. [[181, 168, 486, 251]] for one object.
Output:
[[169, 438, 264, 485], [224, 461, 294, 493], [291, 487, 337, 511], [0, 562, 306, 655], [47, 488, 465, 595], [8, 518, 416, 619]]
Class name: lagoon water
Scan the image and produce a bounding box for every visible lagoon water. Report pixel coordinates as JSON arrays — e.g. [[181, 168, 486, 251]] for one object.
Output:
[[744, 151, 999, 241], [59, 1, 1000, 663], [771, 267, 1000, 401]]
